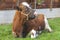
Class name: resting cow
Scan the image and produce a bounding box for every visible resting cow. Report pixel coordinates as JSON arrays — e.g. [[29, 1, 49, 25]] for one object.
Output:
[[12, 2, 35, 38]]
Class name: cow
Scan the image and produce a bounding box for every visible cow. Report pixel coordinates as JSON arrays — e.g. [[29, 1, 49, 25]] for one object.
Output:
[[12, 2, 53, 38], [12, 2, 35, 38]]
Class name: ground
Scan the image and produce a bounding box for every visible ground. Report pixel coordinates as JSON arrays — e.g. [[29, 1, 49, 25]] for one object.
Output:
[[0, 18, 60, 40]]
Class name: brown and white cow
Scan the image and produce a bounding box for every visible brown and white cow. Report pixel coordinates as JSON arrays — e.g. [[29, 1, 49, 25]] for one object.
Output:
[[12, 2, 35, 38], [12, 2, 53, 38]]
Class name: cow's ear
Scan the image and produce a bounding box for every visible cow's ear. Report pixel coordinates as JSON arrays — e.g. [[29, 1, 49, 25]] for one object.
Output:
[[16, 6, 22, 11]]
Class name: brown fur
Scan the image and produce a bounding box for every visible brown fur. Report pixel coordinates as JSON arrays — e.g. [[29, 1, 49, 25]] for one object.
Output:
[[12, 10, 27, 37], [12, 3, 35, 38], [12, 3, 25, 37], [23, 14, 45, 37]]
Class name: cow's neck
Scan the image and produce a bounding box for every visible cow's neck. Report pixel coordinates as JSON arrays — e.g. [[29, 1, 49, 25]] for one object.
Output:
[[18, 12, 26, 25]]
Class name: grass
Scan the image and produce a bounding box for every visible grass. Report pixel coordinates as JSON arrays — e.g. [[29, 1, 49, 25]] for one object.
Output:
[[0, 18, 60, 40]]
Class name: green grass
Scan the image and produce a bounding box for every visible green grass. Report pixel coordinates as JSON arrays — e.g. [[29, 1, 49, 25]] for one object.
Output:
[[0, 18, 60, 40]]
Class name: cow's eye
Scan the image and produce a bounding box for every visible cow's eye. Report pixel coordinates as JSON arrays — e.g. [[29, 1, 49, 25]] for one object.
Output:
[[16, 6, 22, 11]]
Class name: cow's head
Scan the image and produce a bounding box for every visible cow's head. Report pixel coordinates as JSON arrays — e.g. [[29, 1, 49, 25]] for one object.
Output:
[[16, 2, 35, 20]]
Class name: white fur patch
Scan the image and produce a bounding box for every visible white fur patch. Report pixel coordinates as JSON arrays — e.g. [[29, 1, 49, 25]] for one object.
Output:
[[34, 11, 37, 15], [30, 29, 37, 38], [22, 2, 31, 9], [44, 16, 52, 32]]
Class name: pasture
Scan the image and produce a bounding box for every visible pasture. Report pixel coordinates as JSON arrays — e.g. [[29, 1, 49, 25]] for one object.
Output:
[[0, 18, 60, 40]]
